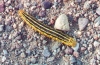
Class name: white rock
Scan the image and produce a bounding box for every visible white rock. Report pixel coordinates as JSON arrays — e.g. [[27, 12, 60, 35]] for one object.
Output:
[[93, 41, 100, 47], [96, 7, 100, 15], [83, 1, 91, 10], [3, 50, 8, 56], [94, 17, 100, 27], [0, 25, 4, 32], [72, 43, 79, 51], [78, 18, 89, 30], [54, 14, 70, 31], [2, 56, 6, 62]]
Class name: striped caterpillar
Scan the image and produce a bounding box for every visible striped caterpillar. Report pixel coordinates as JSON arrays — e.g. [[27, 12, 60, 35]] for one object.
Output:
[[18, 10, 76, 47]]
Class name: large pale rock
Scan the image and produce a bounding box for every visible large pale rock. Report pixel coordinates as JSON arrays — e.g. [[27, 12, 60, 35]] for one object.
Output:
[[78, 18, 89, 30], [54, 14, 70, 31]]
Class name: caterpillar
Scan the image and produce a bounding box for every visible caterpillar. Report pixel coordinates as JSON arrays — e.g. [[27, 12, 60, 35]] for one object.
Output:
[[18, 10, 76, 47]]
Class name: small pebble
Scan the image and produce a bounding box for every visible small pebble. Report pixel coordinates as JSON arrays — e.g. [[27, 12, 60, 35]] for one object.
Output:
[[0, 25, 4, 32], [42, 46, 51, 57], [83, 1, 91, 10], [26, 49, 31, 56], [42, 1, 52, 9], [5, 25, 13, 32], [20, 52, 26, 58], [2, 56, 6, 62], [78, 18, 89, 30], [73, 51, 79, 58], [94, 16, 100, 27], [81, 47, 86, 52], [42, 40, 47, 44], [47, 57, 55, 62], [70, 56, 77, 64], [93, 41, 100, 47], [65, 47, 73, 55], [96, 7, 100, 15], [75, 0, 81, 3], [54, 14, 70, 31], [31, 57, 36, 64], [3, 49, 8, 56]]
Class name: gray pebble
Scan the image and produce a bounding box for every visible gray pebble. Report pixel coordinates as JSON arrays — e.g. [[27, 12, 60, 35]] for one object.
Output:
[[5, 25, 13, 32], [52, 42, 61, 51], [77, 60, 82, 65], [75, 0, 81, 3], [26, 49, 31, 56], [84, 50, 88, 55], [94, 16, 100, 27], [78, 18, 89, 30], [3, 49, 8, 56], [31, 57, 36, 64], [53, 50, 57, 55], [70, 56, 77, 64], [42, 46, 51, 57], [47, 57, 55, 62], [96, 7, 100, 15], [42, 40, 47, 44]]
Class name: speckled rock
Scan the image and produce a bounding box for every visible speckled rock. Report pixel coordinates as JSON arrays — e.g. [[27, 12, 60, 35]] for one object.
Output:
[[42, 46, 51, 57], [96, 7, 100, 15], [78, 18, 89, 30], [54, 14, 70, 31], [42, 1, 52, 9]]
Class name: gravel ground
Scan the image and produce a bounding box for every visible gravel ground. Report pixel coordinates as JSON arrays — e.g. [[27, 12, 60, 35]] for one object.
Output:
[[0, 0, 100, 65]]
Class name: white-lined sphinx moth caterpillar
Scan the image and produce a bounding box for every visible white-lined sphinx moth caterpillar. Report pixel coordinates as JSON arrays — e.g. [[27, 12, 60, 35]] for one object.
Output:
[[18, 10, 76, 47]]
